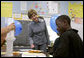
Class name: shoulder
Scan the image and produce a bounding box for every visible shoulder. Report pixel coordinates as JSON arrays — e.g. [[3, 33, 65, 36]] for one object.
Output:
[[63, 29, 78, 36], [39, 18, 45, 23], [54, 37, 60, 43], [28, 21, 34, 27], [61, 29, 79, 40], [55, 37, 60, 41], [38, 16, 45, 22], [60, 30, 71, 41], [29, 21, 34, 25]]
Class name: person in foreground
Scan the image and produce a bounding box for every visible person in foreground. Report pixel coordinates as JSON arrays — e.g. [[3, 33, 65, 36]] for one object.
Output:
[[1, 23, 15, 47], [53, 15, 83, 57]]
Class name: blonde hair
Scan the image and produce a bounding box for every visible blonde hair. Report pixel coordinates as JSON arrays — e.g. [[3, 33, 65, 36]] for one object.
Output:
[[28, 9, 37, 19]]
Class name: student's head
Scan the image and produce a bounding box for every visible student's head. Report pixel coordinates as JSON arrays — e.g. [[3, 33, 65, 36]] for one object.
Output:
[[28, 9, 39, 22], [56, 15, 71, 34]]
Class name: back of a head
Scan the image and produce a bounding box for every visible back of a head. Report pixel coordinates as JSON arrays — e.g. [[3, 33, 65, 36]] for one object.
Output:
[[56, 15, 71, 26]]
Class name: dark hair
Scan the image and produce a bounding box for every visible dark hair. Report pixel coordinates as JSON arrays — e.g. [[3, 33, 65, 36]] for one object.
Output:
[[28, 9, 37, 19], [56, 15, 71, 25]]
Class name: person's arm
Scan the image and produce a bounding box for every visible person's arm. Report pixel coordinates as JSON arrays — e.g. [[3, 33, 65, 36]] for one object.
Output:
[[28, 24, 34, 48], [1, 23, 15, 46], [1, 26, 10, 36], [1, 34, 7, 46], [53, 38, 60, 53], [1, 23, 15, 36], [44, 21, 50, 45], [53, 34, 69, 57], [49, 38, 60, 55]]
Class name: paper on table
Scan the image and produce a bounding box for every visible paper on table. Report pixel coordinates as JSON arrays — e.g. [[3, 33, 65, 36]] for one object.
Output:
[[19, 49, 32, 52], [22, 52, 46, 57]]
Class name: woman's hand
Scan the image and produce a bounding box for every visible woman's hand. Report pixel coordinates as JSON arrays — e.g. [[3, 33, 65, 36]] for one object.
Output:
[[31, 44, 35, 48]]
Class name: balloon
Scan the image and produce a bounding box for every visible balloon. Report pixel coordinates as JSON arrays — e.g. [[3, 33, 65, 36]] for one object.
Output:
[[14, 20, 22, 36], [50, 14, 60, 33]]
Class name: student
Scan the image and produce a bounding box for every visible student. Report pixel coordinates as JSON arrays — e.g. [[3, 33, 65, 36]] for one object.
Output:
[[28, 9, 50, 52], [1, 23, 15, 47], [53, 15, 83, 57]]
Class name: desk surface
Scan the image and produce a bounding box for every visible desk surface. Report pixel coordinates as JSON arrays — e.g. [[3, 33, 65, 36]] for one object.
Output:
[[1, 51, 48, 57], [1, 45, 53, 57]]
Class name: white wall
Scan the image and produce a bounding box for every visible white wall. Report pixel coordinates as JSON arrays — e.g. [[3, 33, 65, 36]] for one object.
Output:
[[44, 17, 59, 43], [71, 20, 83, 41]]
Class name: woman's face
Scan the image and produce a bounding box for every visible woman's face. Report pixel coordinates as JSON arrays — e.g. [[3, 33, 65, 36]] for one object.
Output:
[[31, 13, 39, 22]]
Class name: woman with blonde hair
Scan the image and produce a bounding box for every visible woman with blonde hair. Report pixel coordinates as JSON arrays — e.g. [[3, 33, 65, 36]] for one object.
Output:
[[28, 9, 50, 52]]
